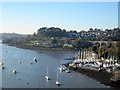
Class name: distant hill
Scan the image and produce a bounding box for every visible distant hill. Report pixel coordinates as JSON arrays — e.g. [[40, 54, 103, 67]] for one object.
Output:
[[0, 33, 28, 40]]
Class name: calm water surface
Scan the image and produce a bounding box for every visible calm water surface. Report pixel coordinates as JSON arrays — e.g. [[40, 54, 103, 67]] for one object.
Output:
[[1, 44, 110, 88]]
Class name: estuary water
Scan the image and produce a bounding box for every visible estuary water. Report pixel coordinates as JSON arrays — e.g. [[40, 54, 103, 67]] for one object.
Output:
[[1, 44, 110, 88]]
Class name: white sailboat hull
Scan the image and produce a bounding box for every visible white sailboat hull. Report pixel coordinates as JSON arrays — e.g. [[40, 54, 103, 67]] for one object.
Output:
[[45, 76, 50, 80], [56, 81, 60, 85]]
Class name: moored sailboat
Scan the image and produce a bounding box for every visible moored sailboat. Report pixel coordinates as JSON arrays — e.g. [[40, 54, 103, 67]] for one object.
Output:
[[45, 67, 50, 80], [59, 60, 66, 72], [55, 72, 60, 86]]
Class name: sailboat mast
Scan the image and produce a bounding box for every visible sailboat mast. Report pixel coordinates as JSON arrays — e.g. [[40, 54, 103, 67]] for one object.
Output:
[[80, 51, 81, 60], [81, 49, 83, 62], [61, 60, 62, 68], [78, 50, 80, 60], [57, 73, 59, 81], [47, 67, 48, 75]]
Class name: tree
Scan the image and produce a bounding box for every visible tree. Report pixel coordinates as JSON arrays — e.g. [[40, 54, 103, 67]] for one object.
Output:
[[89, 28, 93, 31], [33, 32, 37, 36], [72, 38, 93, 49], [94, 28, 98, 31]]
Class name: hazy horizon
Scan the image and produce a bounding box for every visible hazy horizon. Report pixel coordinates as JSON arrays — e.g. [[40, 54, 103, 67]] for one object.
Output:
[[0, 26, 119, 35], [1, 2, 118, 34]]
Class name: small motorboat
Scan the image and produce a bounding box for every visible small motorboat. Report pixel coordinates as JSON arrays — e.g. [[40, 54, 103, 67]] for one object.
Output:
[[18, 61, 21, 63], [12, 69, 16, 74], [65, 69, 71, 73], [33, 57, 37, 62], [0, 62, 3, 65]]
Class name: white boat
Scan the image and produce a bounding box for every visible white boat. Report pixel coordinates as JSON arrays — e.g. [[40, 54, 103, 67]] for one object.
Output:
[[45, 67, 50, 80], [33, 57, 37, 62], [45, 76, 50, 80], [55, 73, 60, 86], [12, 69, 16, 74], [59, 67, 65, 72], [65, 69, 71, 73], [56, 81, 60, 85], [59, 60, 66, 72], [18, 61, 21, 63], [0, 62, 3, 66]]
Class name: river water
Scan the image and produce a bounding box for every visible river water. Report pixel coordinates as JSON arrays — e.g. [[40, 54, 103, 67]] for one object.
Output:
[[1, 44, 110, 88]]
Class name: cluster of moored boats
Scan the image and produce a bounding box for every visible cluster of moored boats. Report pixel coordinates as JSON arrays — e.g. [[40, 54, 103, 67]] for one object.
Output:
[[0, 57, 38, 74], [68, 50, 120, 72], [1, 62, 17, 74]]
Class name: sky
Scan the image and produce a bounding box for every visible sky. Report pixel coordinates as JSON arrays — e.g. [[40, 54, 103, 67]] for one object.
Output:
[[1, 2, 118, 34]]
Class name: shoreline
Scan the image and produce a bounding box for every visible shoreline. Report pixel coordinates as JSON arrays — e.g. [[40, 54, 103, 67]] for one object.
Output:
[[7, 44, 76, 51], [64, 63, 120, 88], [4, 43, 120, 88]]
